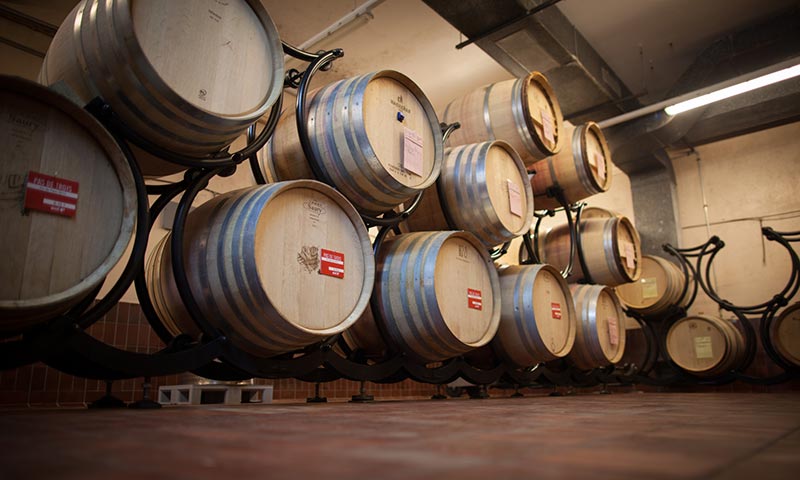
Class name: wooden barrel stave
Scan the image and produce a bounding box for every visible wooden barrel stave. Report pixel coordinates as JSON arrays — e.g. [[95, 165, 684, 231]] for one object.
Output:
[[537, 215, 642, 286], [666, 315, 746, 377], [403, 141, 534, 247], [568, 284, 627, 370], [770, 303, 800, 367], [529, 122, 613, 210], [263, 71, 443, 215], [0, 76, 136, 333], [617, 255, 690, 315], [344, 231, 501, 363], [146, 181, 374, 357], [442, 72, 564, 166], [40, 0, 284, 176], [492, 264, 577, 367]]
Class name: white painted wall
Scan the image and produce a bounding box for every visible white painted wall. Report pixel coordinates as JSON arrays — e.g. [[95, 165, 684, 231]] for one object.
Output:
[[671, 121, 800, 315]]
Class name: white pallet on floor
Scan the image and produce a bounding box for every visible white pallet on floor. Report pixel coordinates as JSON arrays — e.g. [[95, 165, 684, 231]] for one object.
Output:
[[157, 384, 273, 405]]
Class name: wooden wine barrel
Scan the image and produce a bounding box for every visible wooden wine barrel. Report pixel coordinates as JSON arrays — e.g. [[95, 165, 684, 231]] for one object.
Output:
[[261, 71, 443, 215], [666, 315, 746, 377], [442, 72, 564, 166], [39, 0, 284, 177], [616, 255, 690, 315], [0, 76, 136, 334], [568, 284, 627, 370], [536, 215, 642, 286], [146, 180, 374, 358], [402, 141, 533, 247], [342, 231, 501, 363], [770, 303, 800, 367], [528, 122, 613, 210], [492, 264, 577, 367]]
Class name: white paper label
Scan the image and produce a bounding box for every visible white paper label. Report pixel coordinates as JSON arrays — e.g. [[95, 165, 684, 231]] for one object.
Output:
[[694, 336, 713, 359], [507, 179, 522, 217], [403, 127, 424, 176], [641, 277, 658, 299]]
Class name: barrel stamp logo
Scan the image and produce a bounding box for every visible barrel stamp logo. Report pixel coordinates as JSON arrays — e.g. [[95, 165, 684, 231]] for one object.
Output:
[[391, 95, 411, 115], [457, 244, 470, 262], [297, 246, 320, 274], [198, 89, 208, 101], [7, 112, 41, 143], [0, 173, 25, 206], [303, 199, 327, 224]]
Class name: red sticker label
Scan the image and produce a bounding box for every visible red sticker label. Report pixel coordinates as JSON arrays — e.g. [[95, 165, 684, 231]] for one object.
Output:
[[551, 302, 562, 319], [467, 288, 482, 311], [319, 249, 344, 279], [24, 171, 79, 218]]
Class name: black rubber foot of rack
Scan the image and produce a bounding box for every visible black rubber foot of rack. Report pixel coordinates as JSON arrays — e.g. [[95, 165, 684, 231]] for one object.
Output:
[[307, 396, 328, 403], [349, 394, 374, 403], [128, 399, 162, 409], [88, 394, 127, 409], [548, 391, 563, 397], [510, 392, 524, 398], [431, 394, 447, 400]]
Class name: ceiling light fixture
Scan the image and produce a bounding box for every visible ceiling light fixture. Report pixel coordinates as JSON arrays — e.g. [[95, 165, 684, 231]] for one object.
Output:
[[664, 62, 800, 116]]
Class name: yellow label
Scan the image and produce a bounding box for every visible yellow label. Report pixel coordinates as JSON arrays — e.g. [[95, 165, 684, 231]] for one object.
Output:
[[694, 336, 713, 359], [641, 277, 658, 299]]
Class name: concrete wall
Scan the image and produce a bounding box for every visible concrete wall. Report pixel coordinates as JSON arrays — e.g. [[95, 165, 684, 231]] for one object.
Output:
[[671, 121, 800, 316]]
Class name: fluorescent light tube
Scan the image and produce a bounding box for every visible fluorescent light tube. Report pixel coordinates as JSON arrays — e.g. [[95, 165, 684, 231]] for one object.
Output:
[[664, 63, 800, 116]]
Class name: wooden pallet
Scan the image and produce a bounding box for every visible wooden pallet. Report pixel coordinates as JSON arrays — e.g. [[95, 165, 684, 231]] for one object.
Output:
[[157, 384, 273, 405]]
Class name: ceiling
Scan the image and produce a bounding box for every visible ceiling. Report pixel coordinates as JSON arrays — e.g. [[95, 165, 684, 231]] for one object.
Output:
[[1, 0, 799, 174]]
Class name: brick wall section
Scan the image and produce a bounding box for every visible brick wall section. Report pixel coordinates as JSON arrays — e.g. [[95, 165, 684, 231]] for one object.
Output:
[[0, 303, 796, 407]]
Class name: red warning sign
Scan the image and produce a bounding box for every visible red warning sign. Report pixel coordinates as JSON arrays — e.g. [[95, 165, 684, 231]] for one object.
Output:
[[24, 171, 79, 218], [551, 302, 562, 319], [467, 288, 482, 311], [319, 249, 345, 279]]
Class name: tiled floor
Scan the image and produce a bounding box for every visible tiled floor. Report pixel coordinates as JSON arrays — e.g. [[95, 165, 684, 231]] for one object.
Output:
[[1, 393, 798, 479]]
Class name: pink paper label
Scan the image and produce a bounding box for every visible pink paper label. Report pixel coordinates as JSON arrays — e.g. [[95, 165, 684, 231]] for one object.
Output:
[[403, 127, 424, 176], [595, 152, 606, 181], [507, 179, 523, 217], [319, 248, 344, 279], [541, 109, 555, 146], [24, 171, 79, 218], [551, 302, 562, 320], [608, 317, 619, 346], [623, 242, 636, 269], [467, 288, 482, 311]]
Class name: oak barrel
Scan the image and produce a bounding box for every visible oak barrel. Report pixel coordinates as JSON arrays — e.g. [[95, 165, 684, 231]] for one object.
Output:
[[492, 264, 577, 367], [343, 231, 501, 363], [770, 303, 800, 367], [261, 71, 443, 215], [146, 180, 374, 358], [528, 122, 613, 210], [402, 141, 533, 247], [568, 284, 627, 370], [0, 76, 136, 334], [442, 72, 563, 166], [39, 0, 284, 177], [536, 215, 642, 286], [666, 315, 746, 377], [616, 255, 690, 315]]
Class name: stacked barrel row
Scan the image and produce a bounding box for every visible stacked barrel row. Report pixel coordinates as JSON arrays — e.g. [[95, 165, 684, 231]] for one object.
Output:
[[3, 0, 793, 381]]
